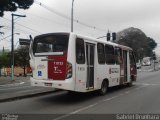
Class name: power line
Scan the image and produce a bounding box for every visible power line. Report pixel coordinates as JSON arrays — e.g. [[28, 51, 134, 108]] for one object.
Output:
[[16, 22, 41, 34], [2, 17, 42, 34], [18, 11, 67, 28], [34, 0, 107, 32], [0, 26, 37, 42], [35, 0, 71, 20]]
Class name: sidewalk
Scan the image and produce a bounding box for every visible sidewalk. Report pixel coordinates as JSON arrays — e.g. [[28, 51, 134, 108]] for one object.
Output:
[[0, 76, 57, 102], [0, 76, 30, 86]]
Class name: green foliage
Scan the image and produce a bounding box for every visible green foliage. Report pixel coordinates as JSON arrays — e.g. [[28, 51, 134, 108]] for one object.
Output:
[[117, 27, 157, 61], [15, 45, 30, 76], [148, 37, 157, 50], [0, 46, 30, 76], [0, 55, 1, 76], [0, 53, 10, 68], [15, 45, 29, 67], [0, 0, 34, 17]]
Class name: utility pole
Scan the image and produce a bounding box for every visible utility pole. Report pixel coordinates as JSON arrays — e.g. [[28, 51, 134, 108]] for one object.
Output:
[[11, 13, 26, 81], [0, 26, 4, 77], [71, 0, 74, 32]]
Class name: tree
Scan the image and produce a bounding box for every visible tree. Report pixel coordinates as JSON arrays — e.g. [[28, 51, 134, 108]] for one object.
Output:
[[0, 52, 10, 76], [15, 45, 30, 76], [0, 0, 34, 17], [148, 37, 157, 50], [116, 27, 157, 62], [0, 53, 10, 68]]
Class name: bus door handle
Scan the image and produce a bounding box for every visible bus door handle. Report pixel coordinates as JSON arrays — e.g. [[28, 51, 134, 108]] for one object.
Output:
[[41, 59, 54, 61]]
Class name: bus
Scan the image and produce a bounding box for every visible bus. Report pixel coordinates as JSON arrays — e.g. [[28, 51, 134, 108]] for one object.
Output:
[[29, 32, 137, 95]]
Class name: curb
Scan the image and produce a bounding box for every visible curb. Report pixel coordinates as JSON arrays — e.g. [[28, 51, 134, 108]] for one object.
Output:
[[0, 82, 26, 87], [0, 89, 59, 103], [138, 68, 160, 72]]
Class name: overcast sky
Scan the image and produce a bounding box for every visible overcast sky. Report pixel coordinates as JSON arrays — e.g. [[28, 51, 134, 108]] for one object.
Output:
[[0, 0, 160, 55]]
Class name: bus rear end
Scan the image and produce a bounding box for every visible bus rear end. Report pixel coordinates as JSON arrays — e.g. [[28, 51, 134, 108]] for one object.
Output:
[[30, 33, 75, 90]]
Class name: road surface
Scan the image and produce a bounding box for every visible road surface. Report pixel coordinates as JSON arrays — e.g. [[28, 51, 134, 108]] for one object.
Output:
[[0, 70, 160, 120]]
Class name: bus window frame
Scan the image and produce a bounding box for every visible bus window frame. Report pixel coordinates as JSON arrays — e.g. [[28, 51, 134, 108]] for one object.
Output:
[[97, 43, 105, 64], [115, 47, 123, 65], [33, 34, 69, 57], [105, 44, 115, 64], [76, 38, 85, 64]]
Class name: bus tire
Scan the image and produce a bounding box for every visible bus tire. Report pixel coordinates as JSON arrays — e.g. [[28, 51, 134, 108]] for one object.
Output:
[[99, 80, 108, 95]]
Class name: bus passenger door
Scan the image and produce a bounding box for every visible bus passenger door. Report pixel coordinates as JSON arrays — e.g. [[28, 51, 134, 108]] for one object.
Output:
[[86, 43, 95, 89], [129, 51, 137, 81], [123, 50, 128, 82]]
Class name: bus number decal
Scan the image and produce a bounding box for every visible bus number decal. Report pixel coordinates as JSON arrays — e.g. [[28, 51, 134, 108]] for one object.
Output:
[[53, 62, 64, 74], [78, 67, 85, 71], [54, 62, 64, 65]]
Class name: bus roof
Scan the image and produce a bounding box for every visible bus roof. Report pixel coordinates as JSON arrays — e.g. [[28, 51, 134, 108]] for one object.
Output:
[[34, 32, 132, 51], [73, 32, 132, 51]]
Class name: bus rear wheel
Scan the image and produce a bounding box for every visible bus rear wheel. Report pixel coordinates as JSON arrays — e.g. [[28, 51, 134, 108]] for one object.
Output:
[[99, 80, 108, 95]]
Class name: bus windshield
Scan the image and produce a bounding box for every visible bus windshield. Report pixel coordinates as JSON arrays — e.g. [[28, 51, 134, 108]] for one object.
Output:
[[33, 34, 69, 56]]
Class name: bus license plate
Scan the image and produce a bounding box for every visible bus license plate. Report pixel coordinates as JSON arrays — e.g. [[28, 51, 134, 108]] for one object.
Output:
[[44, 83, 52, 87]]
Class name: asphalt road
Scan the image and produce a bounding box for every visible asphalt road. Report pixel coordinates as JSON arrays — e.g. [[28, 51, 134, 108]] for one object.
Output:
[[0, 82, 31, 93], [140, 62, 160, 71], [0, 70, 160, 120]]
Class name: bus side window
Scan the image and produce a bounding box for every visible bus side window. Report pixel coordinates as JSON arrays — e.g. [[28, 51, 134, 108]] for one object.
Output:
[[97, 43, 105, 64], [105, 45, 115, 64], [76, 38, 85, 64], [115, 47, 122, 64]]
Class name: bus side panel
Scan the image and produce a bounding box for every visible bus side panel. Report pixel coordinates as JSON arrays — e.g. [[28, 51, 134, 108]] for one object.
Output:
[[96, 64, 109, 89], [108, 65, 120, 87], [66, 34, 76, 90], [75, 64, 87, 92]]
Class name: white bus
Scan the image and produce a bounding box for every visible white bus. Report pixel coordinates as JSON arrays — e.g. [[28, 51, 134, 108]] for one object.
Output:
[[29, 32, 137, 95]]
